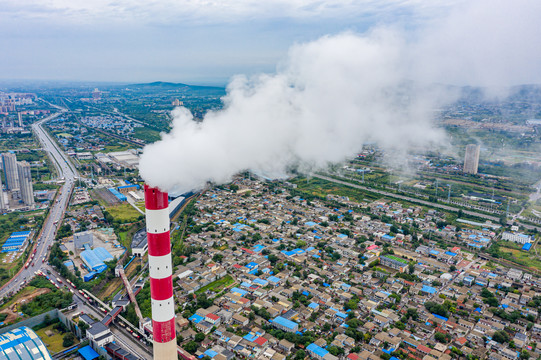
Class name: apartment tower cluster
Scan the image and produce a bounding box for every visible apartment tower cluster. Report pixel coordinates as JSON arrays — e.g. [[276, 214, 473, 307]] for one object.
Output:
[[1, 152, 34, 211]]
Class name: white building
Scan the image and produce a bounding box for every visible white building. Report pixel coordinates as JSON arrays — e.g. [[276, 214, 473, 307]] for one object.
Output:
[[502, 231, 532, 244], [17, 161, 33, 206], [87, 322, 114, 347], [2, 152, 19, 192], [463, 144, 480, 174]]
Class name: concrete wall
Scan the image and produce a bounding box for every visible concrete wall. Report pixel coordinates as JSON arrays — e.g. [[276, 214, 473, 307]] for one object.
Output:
[[0, 309, 59, 334]]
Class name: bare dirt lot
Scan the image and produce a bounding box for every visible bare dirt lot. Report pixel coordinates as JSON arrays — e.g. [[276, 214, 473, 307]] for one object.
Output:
[[0, 288, 51, 324]]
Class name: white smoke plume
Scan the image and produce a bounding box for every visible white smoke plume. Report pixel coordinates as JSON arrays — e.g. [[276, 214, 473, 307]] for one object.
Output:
[[140, 30, 447, 193], [139, 1, 541, 193]]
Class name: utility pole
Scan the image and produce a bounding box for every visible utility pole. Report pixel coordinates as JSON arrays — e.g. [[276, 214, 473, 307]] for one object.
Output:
[[435, 179, 439, 199], [448, 184, 451, 202]]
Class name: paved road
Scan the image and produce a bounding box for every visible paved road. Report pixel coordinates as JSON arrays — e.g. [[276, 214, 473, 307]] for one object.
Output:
[[0, 110, 79, 298]]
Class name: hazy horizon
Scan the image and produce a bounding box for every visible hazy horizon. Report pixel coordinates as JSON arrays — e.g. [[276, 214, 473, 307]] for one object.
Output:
[[1, 0, 540, 87]]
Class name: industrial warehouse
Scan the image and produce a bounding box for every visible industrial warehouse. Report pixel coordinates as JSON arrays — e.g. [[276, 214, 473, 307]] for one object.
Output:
[[0, 327, 52, 360]]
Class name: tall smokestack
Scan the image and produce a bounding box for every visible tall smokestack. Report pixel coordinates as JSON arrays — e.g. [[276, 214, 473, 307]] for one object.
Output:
[[144, 185, 177, 360]]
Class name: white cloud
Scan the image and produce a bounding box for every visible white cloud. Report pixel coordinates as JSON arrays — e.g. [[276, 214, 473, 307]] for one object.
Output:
[[0, 0, 460, 25], [139, 30, 448, 193], [139, 0, 541, 193]]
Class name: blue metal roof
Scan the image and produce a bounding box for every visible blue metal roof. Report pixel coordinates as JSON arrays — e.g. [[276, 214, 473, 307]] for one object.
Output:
[[0, 326, 52, 360], [243, 334, 257, 342], [272, 316, 298, 330], [93, 247, 113, 262], [189, 314, 204, 323], [230, 287, 248, 296], [421, 285, 437, 294], [10, 231, 31, 237], [253, 278, 267, 286], [204, 350, 218, 358], [78, 345, 99, 360], [432, 313, 448, 322], [80, 250, 107, 273], [108, 188, 127, 201], [307, 343, 328, 357]]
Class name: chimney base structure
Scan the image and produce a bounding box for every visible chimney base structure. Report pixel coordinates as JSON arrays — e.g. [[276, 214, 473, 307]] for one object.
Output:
[[144, 185, 177, 360]]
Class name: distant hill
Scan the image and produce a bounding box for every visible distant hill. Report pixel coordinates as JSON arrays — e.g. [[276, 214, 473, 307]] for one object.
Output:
[[126, 81, 224, 91]]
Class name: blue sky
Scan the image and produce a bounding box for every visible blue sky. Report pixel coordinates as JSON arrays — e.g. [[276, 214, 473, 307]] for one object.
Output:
[[0, 0, 539, 86], [0, 0, 462, 84]]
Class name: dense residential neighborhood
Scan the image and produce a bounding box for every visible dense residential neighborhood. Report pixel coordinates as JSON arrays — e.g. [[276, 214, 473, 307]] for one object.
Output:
[[157, 178, 541, 360]]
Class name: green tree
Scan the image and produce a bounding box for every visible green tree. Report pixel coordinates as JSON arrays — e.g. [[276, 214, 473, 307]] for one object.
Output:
[[184, 341, 199, 354], [295, 350, 306, 360], [62, 333, 76, 347], [493, 330, 510, 344]]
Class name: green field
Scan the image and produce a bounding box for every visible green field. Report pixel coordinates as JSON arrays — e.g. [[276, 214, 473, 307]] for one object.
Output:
[[133, 127, 161, 143], [498, 238, 541, 272], [35, 324, 78, 354], [196, 275, 235, 295], [291, 177, 379, 203], [106, 203, 143, 223]]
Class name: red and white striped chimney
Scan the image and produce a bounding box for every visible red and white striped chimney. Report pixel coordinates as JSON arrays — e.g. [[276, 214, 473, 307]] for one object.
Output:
[[144, 185, 177, 360]]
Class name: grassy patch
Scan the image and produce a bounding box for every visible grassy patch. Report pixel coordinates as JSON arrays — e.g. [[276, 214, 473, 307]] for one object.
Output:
[[196, 275, 235, 295], [135, 201, 146, 212], [499, 246, 541, 271], [292, 177, 379, 203], [106, 203, 142, 223], [133, 127, 161, 143], [35, 324, 78, 354]]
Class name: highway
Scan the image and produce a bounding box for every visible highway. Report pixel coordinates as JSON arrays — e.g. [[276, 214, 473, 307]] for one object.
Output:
[[0, 110, 78, 298]]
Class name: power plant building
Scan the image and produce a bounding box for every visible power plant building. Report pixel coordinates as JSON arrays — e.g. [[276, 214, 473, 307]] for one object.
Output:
[[0, 326, 52, 360], [17, 161, 33, 206], [463, 144, 480, 174], [2, 152, 19, 192]]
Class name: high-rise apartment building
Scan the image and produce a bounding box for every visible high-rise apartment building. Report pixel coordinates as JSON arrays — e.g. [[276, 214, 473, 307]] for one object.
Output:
[[2, 152, 19, 191], [17, 161, 34, 206], [463, 144, 480, 174]]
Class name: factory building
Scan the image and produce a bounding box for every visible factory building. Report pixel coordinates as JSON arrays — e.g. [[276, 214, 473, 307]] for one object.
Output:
[[1, 231, 31, 252], [502, 231, 532, 244], [463, 144, 480, 174], [117, 184, 140, 195], [17, 161, 33, 206], [131, 228, 148, 257], [81, 246, 114, 275], [0, 326, 52, 360], [108, 188, 127, 202], [74, 231, 93, 249]]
